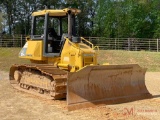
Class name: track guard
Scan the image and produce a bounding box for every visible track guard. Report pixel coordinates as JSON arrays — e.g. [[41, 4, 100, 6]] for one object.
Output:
[[67, 64, 152, 110]]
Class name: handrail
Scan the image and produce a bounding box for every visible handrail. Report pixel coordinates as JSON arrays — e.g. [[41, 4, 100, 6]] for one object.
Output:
[[93, 46, 99, 51], [81, 37, 94, 49], [81, 37, 99, 54], [64, 37, 79, 49]]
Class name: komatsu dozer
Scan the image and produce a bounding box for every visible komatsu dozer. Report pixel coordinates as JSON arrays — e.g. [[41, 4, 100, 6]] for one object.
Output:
[[9, 8, 152, 110]]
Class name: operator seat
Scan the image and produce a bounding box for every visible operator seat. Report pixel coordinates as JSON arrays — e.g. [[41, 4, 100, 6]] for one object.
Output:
[[48, 28, 58, 39]]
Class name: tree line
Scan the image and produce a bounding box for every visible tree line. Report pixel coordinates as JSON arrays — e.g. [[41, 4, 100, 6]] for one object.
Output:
[[0, 0, 160, 38]]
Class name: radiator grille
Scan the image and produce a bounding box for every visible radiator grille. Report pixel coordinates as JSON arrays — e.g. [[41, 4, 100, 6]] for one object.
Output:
[[83, 57, 93, 66]]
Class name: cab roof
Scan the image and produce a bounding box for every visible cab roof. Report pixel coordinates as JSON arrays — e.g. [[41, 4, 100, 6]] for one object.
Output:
[[32, 8, 81, 17]]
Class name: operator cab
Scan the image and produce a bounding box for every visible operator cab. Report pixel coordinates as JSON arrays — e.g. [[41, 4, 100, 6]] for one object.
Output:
[[30, 8, 81, 57]]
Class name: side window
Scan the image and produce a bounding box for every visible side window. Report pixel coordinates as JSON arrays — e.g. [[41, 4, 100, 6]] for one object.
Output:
[[35, 16, 45, 35]]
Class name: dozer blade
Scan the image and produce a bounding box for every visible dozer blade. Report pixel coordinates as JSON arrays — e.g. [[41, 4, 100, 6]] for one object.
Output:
[[67, 64, 152, 110]]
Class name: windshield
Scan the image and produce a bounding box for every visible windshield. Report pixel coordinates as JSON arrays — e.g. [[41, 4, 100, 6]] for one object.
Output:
[[32, 16, 68, 37]]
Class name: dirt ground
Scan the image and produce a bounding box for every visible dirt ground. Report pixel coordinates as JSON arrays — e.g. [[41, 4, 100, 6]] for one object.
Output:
[[0, 71, 160, 120]]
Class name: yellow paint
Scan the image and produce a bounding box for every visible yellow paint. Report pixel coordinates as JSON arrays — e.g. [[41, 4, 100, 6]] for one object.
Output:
[[20, 37, 98, 72], [32, 8, 81, 16], [60, 38, 98, 72], [20, 40, 45, 61], [19, 8, 99, 72]]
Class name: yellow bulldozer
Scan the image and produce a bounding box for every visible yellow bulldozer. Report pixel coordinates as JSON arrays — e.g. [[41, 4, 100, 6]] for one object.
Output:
[[9, 8, 151, 110]]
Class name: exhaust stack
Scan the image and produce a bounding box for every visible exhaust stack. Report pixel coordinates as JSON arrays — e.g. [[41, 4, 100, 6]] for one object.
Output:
[[68, 10, 72, 40]]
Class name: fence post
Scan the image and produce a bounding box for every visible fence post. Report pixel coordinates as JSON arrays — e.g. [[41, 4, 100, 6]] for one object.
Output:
[[21, 34, 23, 47], [115, 38, 116, 50], [157, 39, 159, 52], [118, 38, 119, 50], [128, 38, 130, 51], [13, 35, 14, 47], [0, 36, 2, 47], [149, 39, 150, 51]]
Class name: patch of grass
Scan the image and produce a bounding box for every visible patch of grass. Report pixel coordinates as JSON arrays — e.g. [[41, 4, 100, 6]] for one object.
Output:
[[98, 50, 160, 71], [0, 48, 160, 72], [0, 47, 30, 71]]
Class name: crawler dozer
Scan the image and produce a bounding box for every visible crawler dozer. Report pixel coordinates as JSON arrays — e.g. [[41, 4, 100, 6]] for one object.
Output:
[[9, 8, 151, 110]]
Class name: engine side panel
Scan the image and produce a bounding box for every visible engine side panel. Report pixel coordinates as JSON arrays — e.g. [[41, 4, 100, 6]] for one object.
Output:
[[19, 41, 45, 60]]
